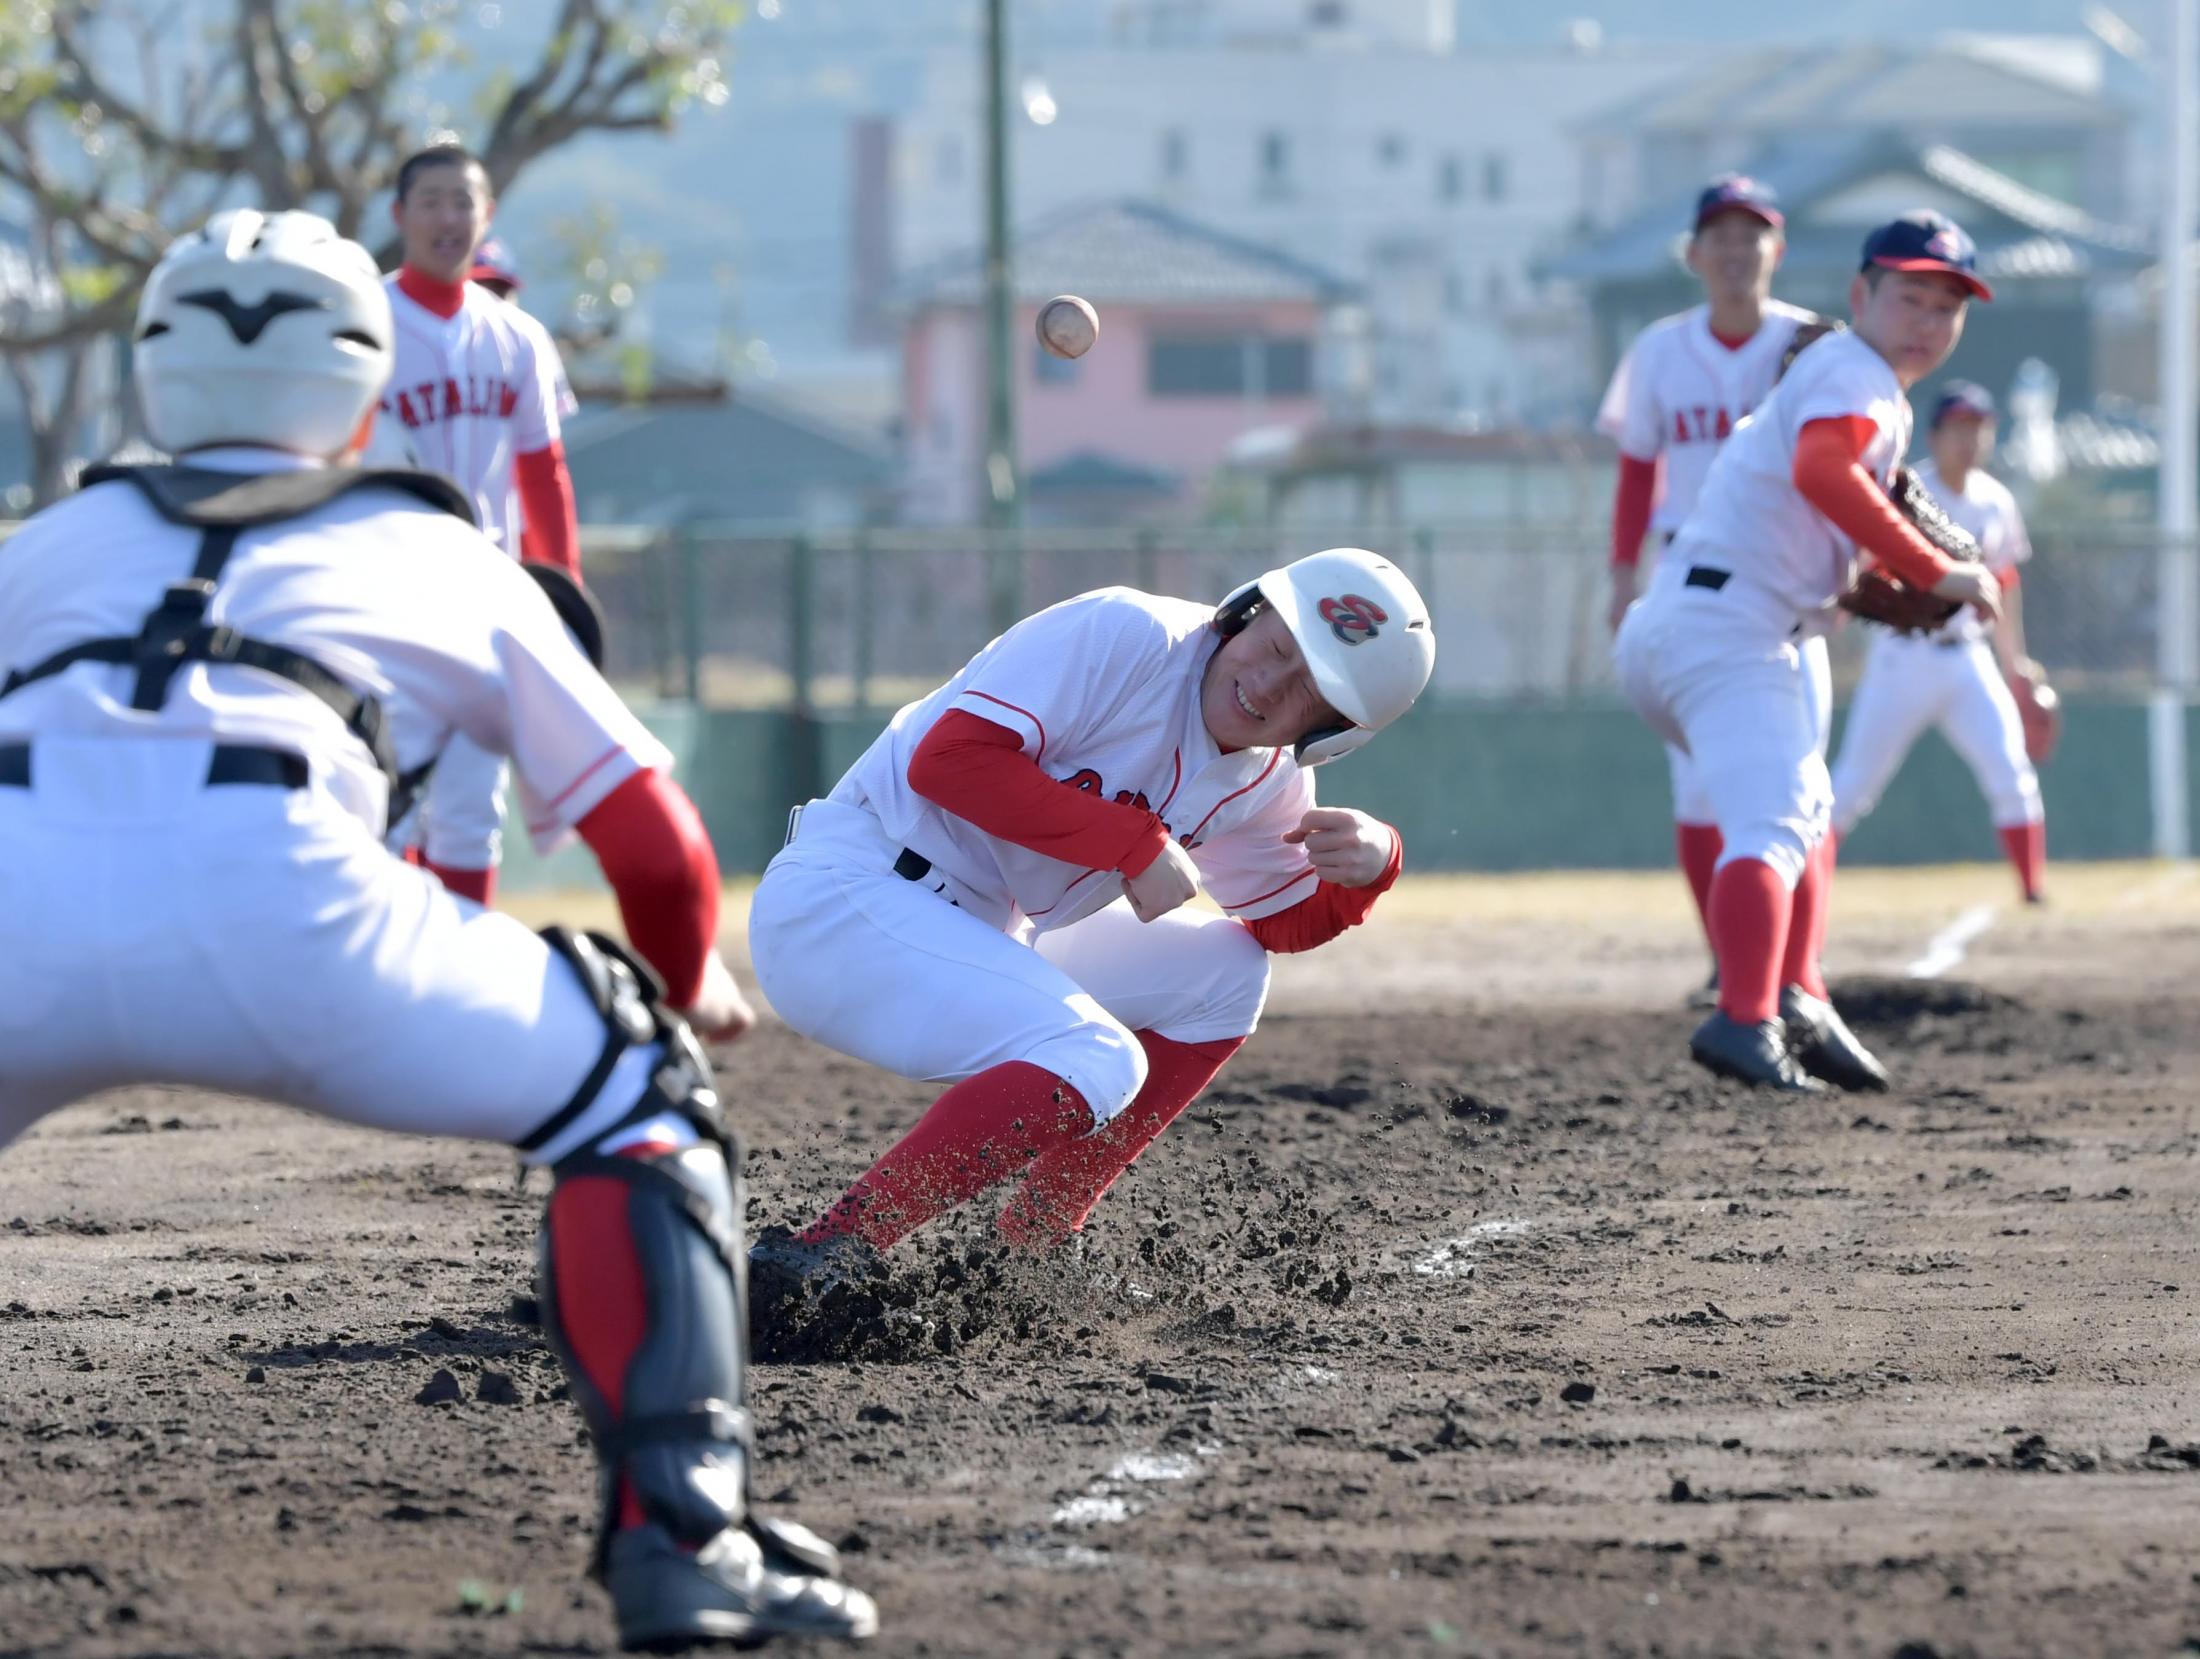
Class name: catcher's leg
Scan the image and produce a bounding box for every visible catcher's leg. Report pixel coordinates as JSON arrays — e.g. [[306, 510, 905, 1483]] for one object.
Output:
[[529, 930, 877, 1651], [1943, 643, 2045, 900]]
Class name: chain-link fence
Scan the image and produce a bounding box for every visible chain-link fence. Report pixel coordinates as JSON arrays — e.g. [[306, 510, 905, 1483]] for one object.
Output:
[[581, 520, 2191, 710]]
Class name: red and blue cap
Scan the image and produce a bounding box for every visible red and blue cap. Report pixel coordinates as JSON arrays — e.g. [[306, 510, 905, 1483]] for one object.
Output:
[[1860, 211, 1992, 301], [1930, 381, 1997, 427], [1693, 174, 1783, 233], [468, 236, 522, 290]]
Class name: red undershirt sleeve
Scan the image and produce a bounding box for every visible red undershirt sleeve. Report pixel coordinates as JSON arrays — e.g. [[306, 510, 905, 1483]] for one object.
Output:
[[575, 768, 721, 1008], [1792, 416, 1955, 592], [514, 442, 581, 579], [1610, 453, 1660, 570], [1243, 825, 1403, 954], [907, 709, 1171, 877]]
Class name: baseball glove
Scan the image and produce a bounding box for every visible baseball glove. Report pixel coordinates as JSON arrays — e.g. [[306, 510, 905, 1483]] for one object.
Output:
[[1836, 467, 1978, 633], [1777, 313, 1844, 381], [2008, 660, 2062, 763]]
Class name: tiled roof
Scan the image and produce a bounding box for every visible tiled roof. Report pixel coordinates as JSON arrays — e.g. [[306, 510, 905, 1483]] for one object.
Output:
[[899, 199, 1351, 309]]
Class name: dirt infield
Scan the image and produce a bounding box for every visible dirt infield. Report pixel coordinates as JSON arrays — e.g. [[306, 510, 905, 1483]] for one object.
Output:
[[3, 868, 2198, 1658]]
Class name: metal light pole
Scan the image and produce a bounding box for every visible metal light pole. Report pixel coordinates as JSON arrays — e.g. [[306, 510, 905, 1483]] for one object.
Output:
[[981, 0, 1022, 628], [2153, 0, 2198, 859]]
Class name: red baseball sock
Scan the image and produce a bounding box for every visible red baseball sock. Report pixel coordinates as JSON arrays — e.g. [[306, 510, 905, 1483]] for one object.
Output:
[[1709, 857, 1790, 1025], [1675, 822, 1724, 942], [1780, 837, 1834, 1000], [1998, 821, 2046, 901], [425, 859, 496, 907], [800, 1062, 1093, 1250], [995, 1032, 1245, 1248]]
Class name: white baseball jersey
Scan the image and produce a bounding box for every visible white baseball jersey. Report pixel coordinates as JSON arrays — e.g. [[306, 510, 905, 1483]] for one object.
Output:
[[381, 275, 563, 555], [0, 448, 666, 844], [1669, 328, 1912, 620], [836, 588, 1320, 934], [1914, 459, 2030, 644], [1598, 300, 1822, 538]]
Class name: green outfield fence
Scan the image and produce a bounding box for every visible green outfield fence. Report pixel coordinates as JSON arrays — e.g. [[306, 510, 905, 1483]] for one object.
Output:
[[1, 516, 2189, 882]]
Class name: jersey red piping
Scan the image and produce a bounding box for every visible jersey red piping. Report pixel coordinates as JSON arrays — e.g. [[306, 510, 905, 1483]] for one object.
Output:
[[1223, 865, 1320, 912], [960, 690, 1049, 764], [1181, 748, 1284, 846], [543, 743, 628, 812]]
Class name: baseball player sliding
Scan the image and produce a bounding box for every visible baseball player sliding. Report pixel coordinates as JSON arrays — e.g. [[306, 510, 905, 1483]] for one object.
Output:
[[1830, 382, 2051, 902], [0, 212, 873, 1650], [1599, 176, 1833, 1004], [744, 554, 1434, 1300], [382, 143, 582, 907], [1615, 211, 2005, 1092]]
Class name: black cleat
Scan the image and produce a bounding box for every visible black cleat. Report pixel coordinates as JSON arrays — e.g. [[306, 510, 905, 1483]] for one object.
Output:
[[1779, 985, 1892, 1093], [1685, 966, 1721, 1011], [1689, 1010, 1826, 1093], [606, 1518, 879, 1651]]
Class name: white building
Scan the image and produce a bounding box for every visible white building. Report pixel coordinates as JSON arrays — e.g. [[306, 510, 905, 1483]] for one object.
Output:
[[890, 15, 1695, 427]]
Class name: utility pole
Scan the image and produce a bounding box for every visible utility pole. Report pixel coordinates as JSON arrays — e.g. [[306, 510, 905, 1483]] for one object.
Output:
[[2155, 0, 2197, 858], [982, 0, 1022, 628]]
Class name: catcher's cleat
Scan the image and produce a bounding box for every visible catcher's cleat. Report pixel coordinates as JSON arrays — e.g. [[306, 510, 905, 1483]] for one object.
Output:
[[1684, 966, 1720, 1012], [606, 1519, 879, 1652], [1779, 986, 1891, 1093], [1689, 1011, 1825, 1093]]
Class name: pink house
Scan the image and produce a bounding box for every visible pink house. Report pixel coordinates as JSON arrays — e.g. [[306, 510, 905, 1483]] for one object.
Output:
[[899, 200, 1347, 525]]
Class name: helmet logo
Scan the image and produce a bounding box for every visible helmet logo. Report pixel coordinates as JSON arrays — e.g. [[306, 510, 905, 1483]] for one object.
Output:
[[176, 287, 329, 345], [1317, 593, 1387, 645]]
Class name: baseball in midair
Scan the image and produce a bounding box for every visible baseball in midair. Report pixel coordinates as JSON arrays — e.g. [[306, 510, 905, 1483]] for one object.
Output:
[[1036, 294, 1100, 360]]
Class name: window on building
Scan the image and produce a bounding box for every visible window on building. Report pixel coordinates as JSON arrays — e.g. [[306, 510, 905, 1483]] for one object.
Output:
[[1378, 132, 1405, 168], [1482, 151, 1508, 202], [1161, 127, 1189, 181], [1259, 131, 1292, 198], [1309, 0, 1348, 24], [1149, 334, 1315, 398], [1438, 155, 1463, 203]]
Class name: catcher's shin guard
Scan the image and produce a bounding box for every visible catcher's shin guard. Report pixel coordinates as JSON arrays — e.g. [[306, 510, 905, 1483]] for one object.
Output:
[[534, 931, 877, 1649]]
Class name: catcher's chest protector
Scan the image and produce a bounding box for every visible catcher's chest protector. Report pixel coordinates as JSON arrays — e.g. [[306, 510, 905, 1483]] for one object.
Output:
[[0, 464, 476, 823]]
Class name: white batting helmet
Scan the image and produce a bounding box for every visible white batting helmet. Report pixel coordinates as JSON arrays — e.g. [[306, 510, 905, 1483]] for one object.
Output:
[[1214, 547, 1436, 765], [133, 209, 392, 458]]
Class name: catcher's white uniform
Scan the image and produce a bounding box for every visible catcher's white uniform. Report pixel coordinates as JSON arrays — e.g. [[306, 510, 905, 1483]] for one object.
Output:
[[0, 449, 666, 1160]]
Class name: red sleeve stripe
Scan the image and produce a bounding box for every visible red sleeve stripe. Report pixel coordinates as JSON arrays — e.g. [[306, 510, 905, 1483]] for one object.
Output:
[[1222, 865, 1320, 912], [959, 690, 1049, 763], [543, 743, 628, 812]]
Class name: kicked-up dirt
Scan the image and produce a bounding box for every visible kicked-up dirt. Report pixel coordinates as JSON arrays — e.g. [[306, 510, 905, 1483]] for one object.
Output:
[[2, 890, 2198, 1658]]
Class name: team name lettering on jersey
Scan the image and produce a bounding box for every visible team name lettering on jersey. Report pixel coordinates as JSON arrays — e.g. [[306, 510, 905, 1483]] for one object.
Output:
[[384, 375, 523, 429], [1672, 405, 1737, 444], [1061, 766, 1158, 819]]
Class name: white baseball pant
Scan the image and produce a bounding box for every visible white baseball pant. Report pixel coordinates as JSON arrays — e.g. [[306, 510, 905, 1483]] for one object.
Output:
[[747, 797, 1271, 1125], [1831, 631, 2042, 835], [1614, 565, 1831, 890], [0, 738, 657, 1165]]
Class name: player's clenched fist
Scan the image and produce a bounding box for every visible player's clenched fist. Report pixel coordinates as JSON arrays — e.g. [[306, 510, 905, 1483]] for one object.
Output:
[[1125, 836, 1202, 923], [1284, 807, 1396, 888], [679, 949, 759, 1045]]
